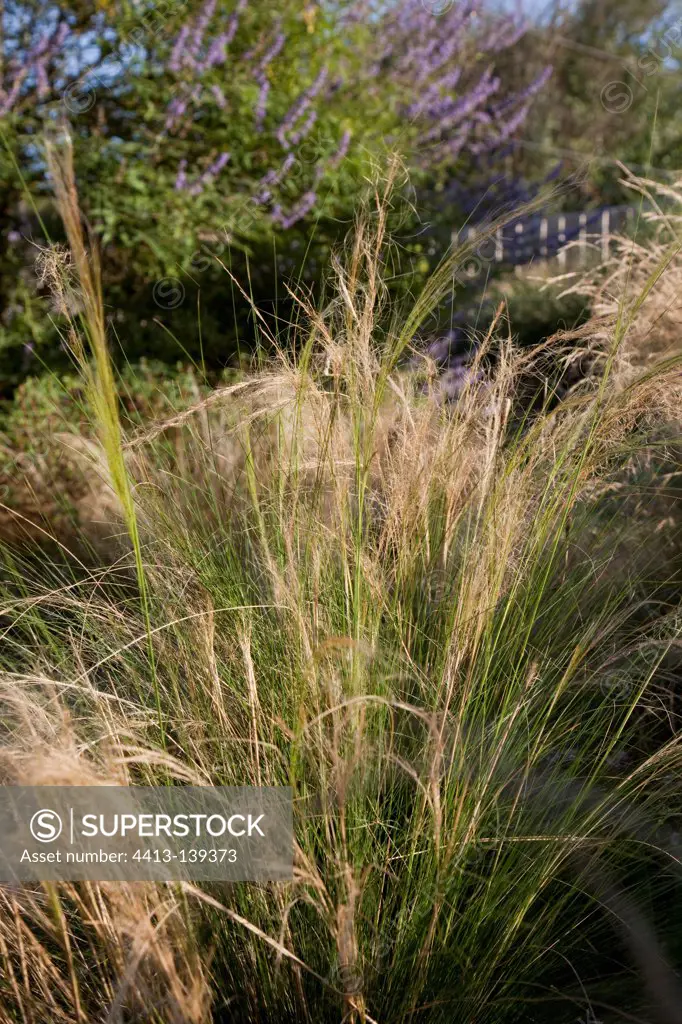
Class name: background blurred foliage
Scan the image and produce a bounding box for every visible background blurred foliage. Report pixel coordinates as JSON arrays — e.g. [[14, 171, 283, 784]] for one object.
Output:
[[497, 0, 682, 203], [1, 0, 680, 399], [1, 0, 551, 391]]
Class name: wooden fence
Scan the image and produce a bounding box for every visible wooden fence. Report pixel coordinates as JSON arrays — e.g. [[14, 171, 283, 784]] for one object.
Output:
[[452, 205, 636, 268]]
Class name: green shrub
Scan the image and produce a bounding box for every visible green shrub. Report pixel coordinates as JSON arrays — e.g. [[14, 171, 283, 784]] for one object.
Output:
[[0, 0, 552, 385]]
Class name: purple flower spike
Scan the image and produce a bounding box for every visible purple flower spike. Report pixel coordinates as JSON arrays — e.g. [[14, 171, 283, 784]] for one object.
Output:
[[258, 153, 296, 192], [275, 190, 317, 230], [175, 159, 188, 191], [189, 0, 218, 59], [287, 107, 317, 147], [165, 94, 188, 131], [254, 77, 270, 128], [210, 151, 231, 174], [258, 32, 285, 73], [203, 0, 246, 68], [205, 34, 225, 67], [489, 102, 530, 146], [330, 130, 352, 168], [182, 152, 231, 195], [35, 58, 49, 98], [277, 66, 328, 149], [169, 24, 190, 72], [212, 84, 227, 109]]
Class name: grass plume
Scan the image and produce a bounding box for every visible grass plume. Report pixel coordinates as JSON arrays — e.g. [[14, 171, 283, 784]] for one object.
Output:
[[43, 129, 165, 749]]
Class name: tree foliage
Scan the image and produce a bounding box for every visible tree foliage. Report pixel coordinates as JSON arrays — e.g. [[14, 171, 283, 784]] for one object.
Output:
[[1, 0, 550, 386]]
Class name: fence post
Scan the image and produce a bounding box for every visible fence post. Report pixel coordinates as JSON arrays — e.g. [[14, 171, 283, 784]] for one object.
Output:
[[579, 212, 587, 264], [514, 221, 524, 275], [557, 215, 566, 269], [601, 209, 610, 261]]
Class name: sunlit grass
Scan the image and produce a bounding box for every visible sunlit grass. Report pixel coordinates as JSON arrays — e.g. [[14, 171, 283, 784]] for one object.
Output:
[[0, 156, 681, 1024]]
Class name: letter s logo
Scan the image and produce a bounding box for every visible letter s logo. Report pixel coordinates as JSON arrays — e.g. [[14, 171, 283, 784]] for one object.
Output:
[[30, 809, 63, 843]]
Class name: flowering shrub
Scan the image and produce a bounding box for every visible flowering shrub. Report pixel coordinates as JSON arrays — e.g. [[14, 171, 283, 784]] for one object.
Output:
[[2, 0, 550, 244], [0, 0, 550, 384], [149, 0, 551, 240]]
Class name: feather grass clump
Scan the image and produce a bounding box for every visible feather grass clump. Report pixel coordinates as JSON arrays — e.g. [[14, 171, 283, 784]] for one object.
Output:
[[0, 150, 682, 1023]]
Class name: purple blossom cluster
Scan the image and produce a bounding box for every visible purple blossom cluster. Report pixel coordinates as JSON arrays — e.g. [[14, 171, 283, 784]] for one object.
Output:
[[164, 0, 342, 227], [328, 129, 351, 169], [254, 153, 297, 205], [166, 3, 289, 148], [0, 20, 69, 117], [189, 0, 218, 60], [165, 83, 202, 132], [211, 84, 227, 109], [169, 0, 245, 74], [254, 78, 270, 129], [357, 0, 551, 167], [474, 65, 553, 152], [163, 0, 550, 233], [276, 67, 328, 150], [175, 152, 231, 194], [272, 190, 317, 230], [253, 28, 285, 129]]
